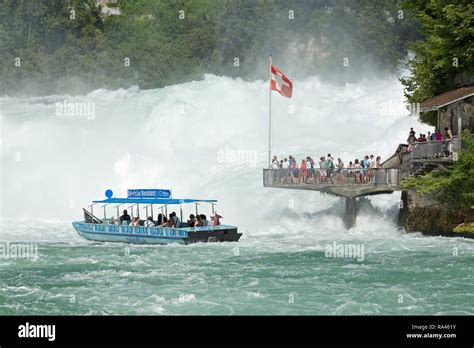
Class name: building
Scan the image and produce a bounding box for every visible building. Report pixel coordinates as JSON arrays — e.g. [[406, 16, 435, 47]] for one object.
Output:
[[96, 0, 120, 16], [420, 85, 474, 135]]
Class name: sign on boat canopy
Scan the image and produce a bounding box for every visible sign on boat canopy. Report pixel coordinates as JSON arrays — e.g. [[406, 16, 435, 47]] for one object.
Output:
[[127, 189, 172, 199]]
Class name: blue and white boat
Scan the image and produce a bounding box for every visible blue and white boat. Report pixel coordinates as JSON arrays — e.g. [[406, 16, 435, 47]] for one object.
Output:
[[72, 189, 241, 245]]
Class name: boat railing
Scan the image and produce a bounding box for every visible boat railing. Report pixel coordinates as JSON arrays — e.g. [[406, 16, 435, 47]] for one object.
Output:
[[83, 208, 103, 224], [263, 168, 400, 187]]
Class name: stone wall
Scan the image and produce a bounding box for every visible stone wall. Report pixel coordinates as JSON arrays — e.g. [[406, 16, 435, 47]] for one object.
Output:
[[400, 190, 474, 237], [438, 96, 474, 134]]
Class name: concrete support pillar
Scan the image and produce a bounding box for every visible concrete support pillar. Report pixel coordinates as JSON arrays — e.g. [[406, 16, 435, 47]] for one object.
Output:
[[398, 191, 408, 227], [344, 197, 357, 229]]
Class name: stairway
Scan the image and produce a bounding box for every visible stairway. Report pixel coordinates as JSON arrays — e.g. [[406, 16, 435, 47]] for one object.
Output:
[[413, 163, 439, 176]]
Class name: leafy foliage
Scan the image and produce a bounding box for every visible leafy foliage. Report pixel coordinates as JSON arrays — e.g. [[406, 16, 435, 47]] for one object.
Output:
[[400, 0, 474, 104], [0, 0, 421, 95]]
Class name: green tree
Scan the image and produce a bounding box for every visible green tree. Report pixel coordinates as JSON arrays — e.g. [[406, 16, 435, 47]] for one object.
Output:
[[400, 0, 474, 104], [0, 0, 422, 96]]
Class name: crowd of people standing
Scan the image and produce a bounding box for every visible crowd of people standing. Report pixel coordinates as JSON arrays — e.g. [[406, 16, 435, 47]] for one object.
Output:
[[406, 126, 455, 156], [271, 153, 382, 185]]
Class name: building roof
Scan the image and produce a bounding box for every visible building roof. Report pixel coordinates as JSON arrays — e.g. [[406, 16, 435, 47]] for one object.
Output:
[[420, 85, 474, 111]]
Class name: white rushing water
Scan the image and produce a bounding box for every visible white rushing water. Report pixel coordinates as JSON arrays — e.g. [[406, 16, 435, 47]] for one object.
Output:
[[1, 74, 431, 229], [1, 75, 473, 316]]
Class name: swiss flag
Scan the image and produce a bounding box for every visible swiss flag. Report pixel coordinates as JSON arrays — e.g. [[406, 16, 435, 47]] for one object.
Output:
[[270, 64, 292, 98]]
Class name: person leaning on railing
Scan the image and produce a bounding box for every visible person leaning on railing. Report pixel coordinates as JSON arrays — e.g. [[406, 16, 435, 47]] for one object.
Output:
[[336, 158, 345, 184], [281, 158, 289, 183], [300, 159, 307, 184], [444, 127, 454, 156]]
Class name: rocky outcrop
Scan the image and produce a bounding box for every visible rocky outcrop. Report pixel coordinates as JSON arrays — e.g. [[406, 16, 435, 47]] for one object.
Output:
[[454, 222, 474, 236], [399, 190, 474, 238]]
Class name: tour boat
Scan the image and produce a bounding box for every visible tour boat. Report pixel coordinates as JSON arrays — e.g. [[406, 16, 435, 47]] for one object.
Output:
[[72, 189, 241, 245]]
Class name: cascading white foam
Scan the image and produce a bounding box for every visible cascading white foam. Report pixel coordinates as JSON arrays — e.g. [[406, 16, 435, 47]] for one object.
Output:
[[0, 74, 431, 230]]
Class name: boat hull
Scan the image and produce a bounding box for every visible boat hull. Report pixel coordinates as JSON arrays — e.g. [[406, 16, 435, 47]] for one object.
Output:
[[72, 222, 241, 245]]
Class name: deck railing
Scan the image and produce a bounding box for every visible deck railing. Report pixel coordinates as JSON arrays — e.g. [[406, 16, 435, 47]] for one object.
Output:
[[409, 137, 461, 160], [263, 168, 400, 187]]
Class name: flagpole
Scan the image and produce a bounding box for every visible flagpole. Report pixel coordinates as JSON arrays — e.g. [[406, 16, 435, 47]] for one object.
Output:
[[268, 55, 272, 168]]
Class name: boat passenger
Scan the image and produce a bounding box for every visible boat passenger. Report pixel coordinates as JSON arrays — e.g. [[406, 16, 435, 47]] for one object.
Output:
[[156, 213, 166, 226], [164, 219, 174, 228], [171, 212, 181, 228], [120, 210, 131, 224], [199, 214, 209, 226], [145, 216, 155, 227], [195, 215, 204, 227], [211, 213, 222, 226], [187, 214, 197, 227], [165, 213, 174, 227], [348, 161, 354, 177], [130, 217, 141, 227]]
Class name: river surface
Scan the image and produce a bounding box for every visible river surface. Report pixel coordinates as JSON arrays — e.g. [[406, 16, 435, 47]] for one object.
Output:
[[1, 75, 473, 315]]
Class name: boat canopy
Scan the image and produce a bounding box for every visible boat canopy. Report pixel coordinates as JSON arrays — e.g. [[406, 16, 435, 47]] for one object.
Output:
[[92, 198, 217, 205]]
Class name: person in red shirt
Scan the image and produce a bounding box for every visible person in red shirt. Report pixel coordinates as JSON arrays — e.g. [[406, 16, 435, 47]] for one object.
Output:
[[300, 159, 307, 184]]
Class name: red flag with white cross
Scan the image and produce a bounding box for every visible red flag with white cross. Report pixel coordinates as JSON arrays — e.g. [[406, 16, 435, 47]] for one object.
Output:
[[270, 64, 293, 98]]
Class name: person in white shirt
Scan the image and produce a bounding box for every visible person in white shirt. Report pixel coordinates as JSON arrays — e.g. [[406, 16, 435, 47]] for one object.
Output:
[[145, 216, 155, 227], [281, 158, 290, 183], [271, 156, 279, 169], [369, 155, 376, 168], [306, 158, 312, 183], [367, 154, 376, 183]]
